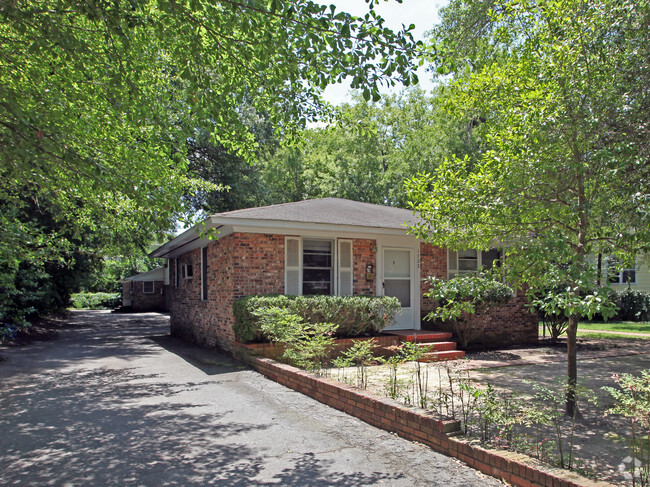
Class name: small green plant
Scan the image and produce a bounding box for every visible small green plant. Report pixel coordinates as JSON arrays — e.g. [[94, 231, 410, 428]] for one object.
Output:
[[523, 378, 596, 470], [383, 346, 406, 400], [399, 341, 432, 409], [338, 339, 378, 389], [255, 306, 338, 375], [604, 371, 650, 486]]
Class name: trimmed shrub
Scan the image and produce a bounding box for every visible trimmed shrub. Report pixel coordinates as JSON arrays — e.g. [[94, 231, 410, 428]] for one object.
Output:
[[425, 274, 514, 348], [614, 288, 650, 321], [232, 294, 401, 343], [70, 292, 120, 310]]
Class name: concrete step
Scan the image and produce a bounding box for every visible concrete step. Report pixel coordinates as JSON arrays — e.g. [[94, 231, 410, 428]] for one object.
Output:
[[417, 350, 466, 363]]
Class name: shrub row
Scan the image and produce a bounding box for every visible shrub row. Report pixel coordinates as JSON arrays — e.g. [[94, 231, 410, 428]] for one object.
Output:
[[232, 294, 401, 343], [609, 288, 650, 321], [70, 292, 120, 310]]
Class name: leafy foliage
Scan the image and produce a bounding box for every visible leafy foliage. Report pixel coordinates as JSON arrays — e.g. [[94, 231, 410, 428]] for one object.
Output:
[[70, 292, 121, 310], [1, 0, 421, 325], [260, 87, 480, 206], [232, 294, 401, 343], [425, 274, 513, 347], [254, 306, 337, 374], [604, 371, 650, 485], [409, 0, 650, 415]]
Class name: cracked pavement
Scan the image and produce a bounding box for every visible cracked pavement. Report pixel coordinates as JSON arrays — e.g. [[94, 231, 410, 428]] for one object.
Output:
[[0, 310, 504, 486]]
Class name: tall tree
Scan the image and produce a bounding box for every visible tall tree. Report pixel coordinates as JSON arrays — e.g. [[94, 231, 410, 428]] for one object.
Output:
[[262, 87, 479, 206], [1, 0, 422, 323], [408, 0, 650, 415]]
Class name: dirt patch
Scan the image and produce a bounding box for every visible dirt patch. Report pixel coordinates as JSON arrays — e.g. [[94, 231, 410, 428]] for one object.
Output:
[[327, 337, 650, 485]]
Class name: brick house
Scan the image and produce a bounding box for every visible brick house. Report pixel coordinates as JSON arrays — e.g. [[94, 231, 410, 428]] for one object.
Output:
[[120, 267, 169, 312], [151, 198, 537, 350]]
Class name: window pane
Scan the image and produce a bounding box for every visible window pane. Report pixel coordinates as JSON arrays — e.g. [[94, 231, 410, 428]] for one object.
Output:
[[384, 279, 411, 307], [303, 239, 331, 252], [623, 270, 636, 284], [481, 248, 501, 270], [384, 250, 410, 278], [459, 259, 478, 271], [458, 249, 477, 259], [303, 252, 332, 268], [303, 281, 331, 295]]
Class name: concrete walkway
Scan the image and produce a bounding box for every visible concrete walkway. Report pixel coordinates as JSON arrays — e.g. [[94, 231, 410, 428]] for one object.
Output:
[[0, 310, 503, 486]]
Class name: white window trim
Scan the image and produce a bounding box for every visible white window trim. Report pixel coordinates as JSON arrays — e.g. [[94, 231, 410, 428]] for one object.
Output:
[[286, 237, 347, 296], [447, 248, 501, 278], [607, 257, 637, 285], [181, 263, 193, 280], [142, 281, 155, 294], [201, 247, 208, 301]]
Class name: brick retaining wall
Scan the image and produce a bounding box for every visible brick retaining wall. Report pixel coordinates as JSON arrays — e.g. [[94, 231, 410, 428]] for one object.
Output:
[[233, 347, 613, 487]]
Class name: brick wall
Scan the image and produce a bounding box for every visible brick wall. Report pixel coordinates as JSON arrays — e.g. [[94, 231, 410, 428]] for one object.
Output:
[[419, 242, 538, 347], [353, 239, 377, 296], [234, 349, 610, 487], [169, 233, 285, 350], [420, 242, 447, 314]]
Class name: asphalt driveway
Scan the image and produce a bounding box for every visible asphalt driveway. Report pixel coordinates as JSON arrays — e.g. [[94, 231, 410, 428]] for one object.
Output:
[[0, 310, 503, 486]]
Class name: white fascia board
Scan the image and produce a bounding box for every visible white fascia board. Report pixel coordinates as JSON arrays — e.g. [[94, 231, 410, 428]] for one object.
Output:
[[151, 223, 229, 259], [211, 216, 413, 239]]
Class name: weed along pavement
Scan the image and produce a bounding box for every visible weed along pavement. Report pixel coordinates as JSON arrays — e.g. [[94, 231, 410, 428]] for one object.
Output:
[[0, 311, 503, 486]]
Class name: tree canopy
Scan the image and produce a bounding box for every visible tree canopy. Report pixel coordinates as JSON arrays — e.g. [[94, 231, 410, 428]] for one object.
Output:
[[408, 0, 650, 415], [0, 0, 423, 324]]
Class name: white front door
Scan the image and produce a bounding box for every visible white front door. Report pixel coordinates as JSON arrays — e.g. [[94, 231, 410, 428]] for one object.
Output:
[[382, 247, 416, 330]]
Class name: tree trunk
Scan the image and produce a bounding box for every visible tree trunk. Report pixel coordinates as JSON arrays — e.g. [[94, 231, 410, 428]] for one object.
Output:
[[566, 314, 579, 417]]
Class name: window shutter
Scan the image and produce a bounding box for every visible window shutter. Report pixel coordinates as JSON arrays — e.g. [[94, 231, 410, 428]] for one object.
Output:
[[448, 249, 458, 277], [285, 237, 301, 295], [338, 239, 353, 296]]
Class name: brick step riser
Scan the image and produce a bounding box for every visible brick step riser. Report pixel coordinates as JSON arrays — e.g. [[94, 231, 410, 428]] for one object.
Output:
[[417, 350, 466, 363], [413, 341, 458, 352], [394, 333, 453, 343]]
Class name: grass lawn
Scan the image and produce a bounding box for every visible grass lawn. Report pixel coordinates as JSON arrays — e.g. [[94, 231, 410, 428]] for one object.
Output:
[[540, 320, 650, 340]]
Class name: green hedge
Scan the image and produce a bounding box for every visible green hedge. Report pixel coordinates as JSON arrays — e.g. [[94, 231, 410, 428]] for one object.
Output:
[[232, 294, 401, 343], [610, 289, 650, 321], [70, 292, 120, 310]]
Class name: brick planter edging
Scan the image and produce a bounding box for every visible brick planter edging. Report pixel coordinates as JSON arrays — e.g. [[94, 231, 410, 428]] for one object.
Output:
[[233, 347, 615, 487]]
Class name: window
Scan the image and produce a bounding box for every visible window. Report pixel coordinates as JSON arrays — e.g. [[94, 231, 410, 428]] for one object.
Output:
[[607, 257, 636, 285], [181, 263, 193, 279], [201, 247, 208, 301], [164, 260, 170, 286], [143, 281, 154, 294], [285, 237, 353, 296], [448, 248, 501, 278], [302, 239, 333, 295], [174, 258, 179, 288]]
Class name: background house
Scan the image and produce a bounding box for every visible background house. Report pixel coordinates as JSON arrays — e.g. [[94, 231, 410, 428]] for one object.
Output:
[[151, 198, 538, 350], [119, 267, 169, 312]]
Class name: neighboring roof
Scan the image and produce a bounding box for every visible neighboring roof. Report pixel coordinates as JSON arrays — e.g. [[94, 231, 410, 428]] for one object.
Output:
[[151, 198, 419, 259], [211, 198, 417, 229], [119, 267, 165, 283]]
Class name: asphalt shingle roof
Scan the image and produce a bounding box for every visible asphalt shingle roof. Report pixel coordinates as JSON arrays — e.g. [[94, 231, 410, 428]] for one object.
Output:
[[213, 198, 417, 230]]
